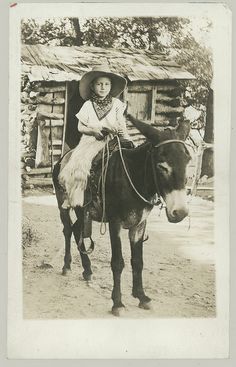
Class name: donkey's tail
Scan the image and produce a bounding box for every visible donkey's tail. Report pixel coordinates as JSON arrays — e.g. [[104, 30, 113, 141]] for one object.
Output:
[[52, 160, 62, 190]]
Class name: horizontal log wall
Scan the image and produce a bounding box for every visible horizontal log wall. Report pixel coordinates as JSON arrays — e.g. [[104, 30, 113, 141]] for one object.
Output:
[[154, 81, 183, 126], [35, 94, 65, 105], [21, 79, 67, 187]]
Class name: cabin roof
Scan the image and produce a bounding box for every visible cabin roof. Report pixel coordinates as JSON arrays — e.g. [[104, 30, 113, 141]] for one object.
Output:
[[21, 44, 195, 82]]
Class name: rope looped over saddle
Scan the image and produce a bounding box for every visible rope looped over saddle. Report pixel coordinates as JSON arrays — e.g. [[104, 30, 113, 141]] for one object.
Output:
[[85, 137, 135, 206]]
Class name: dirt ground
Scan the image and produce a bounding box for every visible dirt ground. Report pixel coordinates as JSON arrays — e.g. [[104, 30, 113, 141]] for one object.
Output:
[[22, 189, 215, 319]]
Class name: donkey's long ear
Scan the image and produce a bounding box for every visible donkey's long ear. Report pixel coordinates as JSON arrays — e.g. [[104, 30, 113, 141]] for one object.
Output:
[[176, 118, 191, 140], [126, 114, 161, 144]]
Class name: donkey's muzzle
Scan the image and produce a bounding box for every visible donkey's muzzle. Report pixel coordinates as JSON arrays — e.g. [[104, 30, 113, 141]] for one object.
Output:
[[166, 208, 189, 223], [165, 189, 189, 223]]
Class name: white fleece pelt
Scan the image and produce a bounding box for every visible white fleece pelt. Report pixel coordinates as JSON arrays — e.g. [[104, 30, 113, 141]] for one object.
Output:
[[58, 136, 107, 208]]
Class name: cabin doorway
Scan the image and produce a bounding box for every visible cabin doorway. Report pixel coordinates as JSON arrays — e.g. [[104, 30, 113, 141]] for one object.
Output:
[[64, 81, 84, 153]]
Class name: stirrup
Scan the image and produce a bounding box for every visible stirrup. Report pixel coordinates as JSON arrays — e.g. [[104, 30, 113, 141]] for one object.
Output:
[[78, 237, 95, 255]]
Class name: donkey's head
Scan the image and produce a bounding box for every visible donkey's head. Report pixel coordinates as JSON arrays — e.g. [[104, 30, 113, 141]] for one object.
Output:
[[127, 115, 191, 223]]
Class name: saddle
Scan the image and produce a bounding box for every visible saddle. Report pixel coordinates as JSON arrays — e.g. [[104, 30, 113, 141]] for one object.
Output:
[[87, 137, 133, 197], [82, 137, 134, 238]]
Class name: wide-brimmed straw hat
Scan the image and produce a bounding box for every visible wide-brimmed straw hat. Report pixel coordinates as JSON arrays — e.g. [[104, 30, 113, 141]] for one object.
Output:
[[79, 64, 127, 100]]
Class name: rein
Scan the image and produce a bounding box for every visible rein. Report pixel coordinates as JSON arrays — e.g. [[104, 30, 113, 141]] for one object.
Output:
[[116, 137, 161, 206], [100, 140, 110, 235]]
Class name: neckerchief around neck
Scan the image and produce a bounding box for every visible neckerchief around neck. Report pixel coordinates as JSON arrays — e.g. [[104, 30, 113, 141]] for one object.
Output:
[[90, 92, 113, 120]]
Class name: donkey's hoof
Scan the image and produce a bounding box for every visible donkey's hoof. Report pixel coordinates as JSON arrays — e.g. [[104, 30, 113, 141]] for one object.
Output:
[[62, 267, 71, 276], [112, 304, 125, 317], [139, 301, 152, 310], [82, 271, 92, 281]]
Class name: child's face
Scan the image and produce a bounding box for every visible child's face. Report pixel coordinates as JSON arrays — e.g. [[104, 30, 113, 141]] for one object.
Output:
[[92, 77, 112, 99]]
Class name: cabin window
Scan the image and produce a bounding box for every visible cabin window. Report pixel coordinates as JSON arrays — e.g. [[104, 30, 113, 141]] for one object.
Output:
[[126, 90, 152, 121], [123, 83, 157, 123]]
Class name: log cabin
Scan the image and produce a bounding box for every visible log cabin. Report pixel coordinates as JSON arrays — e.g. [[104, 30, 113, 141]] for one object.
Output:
[[21, 44, 195, 187]]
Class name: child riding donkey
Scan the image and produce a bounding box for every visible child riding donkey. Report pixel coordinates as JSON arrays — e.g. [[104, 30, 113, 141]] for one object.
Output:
[[59, 64, 132, 209]]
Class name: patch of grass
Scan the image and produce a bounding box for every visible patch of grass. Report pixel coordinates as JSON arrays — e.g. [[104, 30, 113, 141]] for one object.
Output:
[[22, 216, 40, 249]]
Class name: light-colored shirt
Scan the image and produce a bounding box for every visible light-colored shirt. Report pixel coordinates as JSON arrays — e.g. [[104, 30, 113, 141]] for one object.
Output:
[[75, 97, 130, 141]]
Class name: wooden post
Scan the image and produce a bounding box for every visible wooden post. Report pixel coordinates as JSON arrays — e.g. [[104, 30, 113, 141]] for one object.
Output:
[[62, 81, 69, 156], [191, 141, 214, 196], [51, 85, 66, 163], [35, 120, 51, 167], [201, 88, 214, 178], [122, 86, 128, 103], [151, 85, 157, 123], [191, 143, 205, 196], [35, 101, 53, 167]]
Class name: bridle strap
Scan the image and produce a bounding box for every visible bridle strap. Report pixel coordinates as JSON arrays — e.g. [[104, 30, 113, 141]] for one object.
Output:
[[150, 149, 161, 198], [149, 139, 188, 199], [154, 139, 186, 149]]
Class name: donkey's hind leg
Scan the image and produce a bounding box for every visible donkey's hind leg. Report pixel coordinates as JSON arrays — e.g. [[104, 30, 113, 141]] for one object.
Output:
[[60, 208, 73, 275], [73, 207, 92, 281]]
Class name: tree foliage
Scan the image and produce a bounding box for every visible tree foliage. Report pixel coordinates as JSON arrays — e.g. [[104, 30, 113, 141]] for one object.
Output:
[[174, 32, 213, 107], [82, 17, 189, 51], [21, 18, 76, 46]]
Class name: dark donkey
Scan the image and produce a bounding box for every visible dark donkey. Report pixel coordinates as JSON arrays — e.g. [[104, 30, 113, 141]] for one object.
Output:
[[52, 115, 191, 316]]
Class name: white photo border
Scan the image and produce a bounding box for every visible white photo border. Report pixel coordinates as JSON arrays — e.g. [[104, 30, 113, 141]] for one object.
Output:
[[8, 2, 231, 359]]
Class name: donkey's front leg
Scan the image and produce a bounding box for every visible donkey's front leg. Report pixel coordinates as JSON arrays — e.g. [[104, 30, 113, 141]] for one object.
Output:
[[109, 220, 125, 316], [60, 209, 73, 275], [129, 220, 151, 309]]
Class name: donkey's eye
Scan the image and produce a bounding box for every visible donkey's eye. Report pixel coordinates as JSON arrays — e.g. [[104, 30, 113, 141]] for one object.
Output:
[[157, 162, 172, 175]]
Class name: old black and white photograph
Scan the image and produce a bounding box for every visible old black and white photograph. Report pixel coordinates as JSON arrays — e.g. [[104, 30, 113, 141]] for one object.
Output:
[[8, 2, 231, 359]]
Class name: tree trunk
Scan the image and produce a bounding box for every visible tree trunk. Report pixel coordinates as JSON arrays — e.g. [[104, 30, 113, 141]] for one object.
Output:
[[201, 88, 214, 177], [70, 18, 83, 46]]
